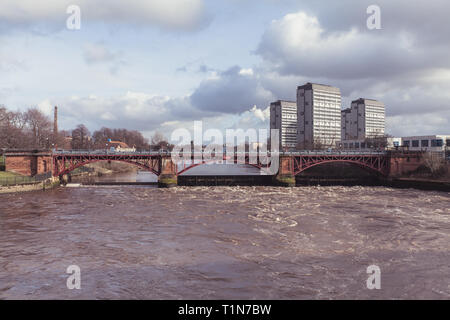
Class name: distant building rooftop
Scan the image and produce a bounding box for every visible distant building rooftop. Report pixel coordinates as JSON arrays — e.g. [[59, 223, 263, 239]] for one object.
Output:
[[297, 82, 340, 92], [352, 98, 384, 104], [107, 140, 130, 149], [271, 100, 296, 105]]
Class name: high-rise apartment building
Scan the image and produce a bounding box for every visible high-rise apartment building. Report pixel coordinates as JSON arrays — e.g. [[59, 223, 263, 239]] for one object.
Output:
[[341, 98, 385, 140], [297, 83, 341, 149], [270, 100, 297, 149]]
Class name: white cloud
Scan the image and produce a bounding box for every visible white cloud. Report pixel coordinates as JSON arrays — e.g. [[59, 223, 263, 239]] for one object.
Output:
[[256, 11, 450, 80], [191, 66, 275, 114], [239, 68, 254, 76], [37, 99, 53, 116], [37, 88, 271, 141], [387, 111, 450, 137], [83, 43, 116, 64], [0, 0, 208, 32], [250, 105, 270, 122]]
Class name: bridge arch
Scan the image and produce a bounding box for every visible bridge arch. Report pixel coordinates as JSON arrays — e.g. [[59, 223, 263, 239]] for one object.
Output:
[[177, 159, 271, 176], [294, 159, 387, 176], [56, 159, 160, 177]]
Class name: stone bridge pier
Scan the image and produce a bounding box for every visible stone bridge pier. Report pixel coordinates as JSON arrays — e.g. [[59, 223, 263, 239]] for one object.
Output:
[[273, 155, 296, 187], [158, 156, 178, 188]]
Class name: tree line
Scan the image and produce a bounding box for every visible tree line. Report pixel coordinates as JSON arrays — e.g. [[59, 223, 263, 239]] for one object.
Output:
[[1, 106, 54, 149], [1, 105, 170, 151]]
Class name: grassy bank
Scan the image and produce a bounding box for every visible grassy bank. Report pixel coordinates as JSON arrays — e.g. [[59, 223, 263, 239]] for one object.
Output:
[[0, 170, 60, 194], [0, 171, 36, 184], [0, 171, 21, 179]]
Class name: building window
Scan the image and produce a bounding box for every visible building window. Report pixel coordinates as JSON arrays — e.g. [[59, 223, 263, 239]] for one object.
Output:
[[431, 139, 443, 147], [355, 142, 360, 148], [412, 140, 419, 147], [404, 140, 410, 147], [361, 142, 366, 149], [421, 140, 429, 147]]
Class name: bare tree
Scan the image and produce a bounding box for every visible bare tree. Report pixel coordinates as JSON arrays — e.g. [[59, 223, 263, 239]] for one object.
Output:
[[23, 108, 53, 148], [365, 134, 391, 150], [423, 152, 446, 177], [71, 124, 92, 150], [150, 131, 172, 150], [0, 107, 30, 148], [92, 127, 149, 150]]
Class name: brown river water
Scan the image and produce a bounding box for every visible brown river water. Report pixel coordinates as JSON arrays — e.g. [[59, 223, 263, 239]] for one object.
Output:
[[0, 170, 450, 299]]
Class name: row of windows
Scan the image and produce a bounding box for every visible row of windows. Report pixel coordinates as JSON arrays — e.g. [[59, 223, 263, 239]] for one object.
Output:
[[343, 142, 366, 149], [403, 139, 448, 148], [365, 106, 385, 112], [366, 112, 385, 119]]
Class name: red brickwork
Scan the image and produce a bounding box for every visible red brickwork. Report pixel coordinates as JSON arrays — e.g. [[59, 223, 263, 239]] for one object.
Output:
[[160, 156, 177, 175], [4, 152, 53, 176], [389, 153, 424, 177], [279, 156, 294, 175]]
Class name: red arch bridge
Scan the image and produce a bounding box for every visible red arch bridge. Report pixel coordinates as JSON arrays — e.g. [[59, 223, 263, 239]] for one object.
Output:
[[52, 150, 391, 177]]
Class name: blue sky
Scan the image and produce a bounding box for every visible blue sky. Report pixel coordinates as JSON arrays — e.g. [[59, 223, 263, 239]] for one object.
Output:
[[1, 0, 450, 140]]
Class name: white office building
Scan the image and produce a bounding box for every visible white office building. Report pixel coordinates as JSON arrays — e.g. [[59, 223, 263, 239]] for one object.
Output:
[[401, 135, 450, 152], [341, 98, 385, 141], [270, 100, 297, 149], [297, 83, 342, 149]]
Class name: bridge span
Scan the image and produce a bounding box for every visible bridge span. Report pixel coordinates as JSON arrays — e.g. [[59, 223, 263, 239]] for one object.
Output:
[[1, 149, 425, 187]]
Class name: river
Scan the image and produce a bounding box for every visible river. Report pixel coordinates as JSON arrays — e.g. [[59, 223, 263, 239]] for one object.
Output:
[[0, 170, 449, 299]]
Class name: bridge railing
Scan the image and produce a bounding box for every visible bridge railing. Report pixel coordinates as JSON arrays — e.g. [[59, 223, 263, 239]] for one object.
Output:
[[53, 150, 387, 156], [281, 150, 386, 156], [54, 150, 168, 156]]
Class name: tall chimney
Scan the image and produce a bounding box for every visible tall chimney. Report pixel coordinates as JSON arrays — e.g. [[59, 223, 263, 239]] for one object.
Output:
[[53, 106, 58, 148]]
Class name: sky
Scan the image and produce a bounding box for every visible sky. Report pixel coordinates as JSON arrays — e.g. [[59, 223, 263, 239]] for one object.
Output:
[[1, 0, 449, 141]]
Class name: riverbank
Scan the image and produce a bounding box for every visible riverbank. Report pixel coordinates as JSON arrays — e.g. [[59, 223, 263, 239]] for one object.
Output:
[[0, 176, 59, 194]]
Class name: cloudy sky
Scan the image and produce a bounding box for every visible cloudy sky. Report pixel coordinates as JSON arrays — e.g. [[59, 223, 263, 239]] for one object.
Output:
[[1, 0, 449, 140]]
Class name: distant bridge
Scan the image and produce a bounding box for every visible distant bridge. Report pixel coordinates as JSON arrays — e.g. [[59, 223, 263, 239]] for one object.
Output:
[[1, 149, 424, 186], [52, 150, 390, 177]]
